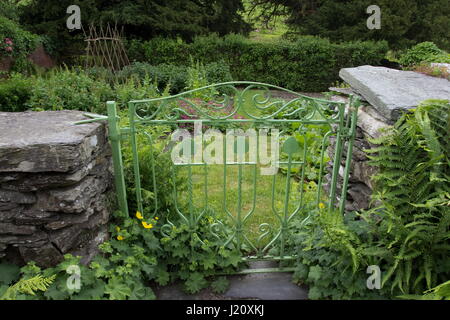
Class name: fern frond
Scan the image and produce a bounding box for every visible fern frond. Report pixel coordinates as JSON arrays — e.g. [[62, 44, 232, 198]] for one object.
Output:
[[0, 274, 56, 300]]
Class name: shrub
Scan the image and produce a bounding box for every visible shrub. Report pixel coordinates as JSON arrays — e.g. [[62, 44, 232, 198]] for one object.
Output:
[[0, 17, 40, 58], [128, 34, 389, 92], [27, 68, 115, 114], [399, 42, 450, 67], [0, 74, 33, 112], [117, 60, 233, 95], [290, 210, 393, 300]]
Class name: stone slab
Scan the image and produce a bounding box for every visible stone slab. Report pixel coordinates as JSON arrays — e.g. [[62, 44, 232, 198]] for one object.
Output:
[[0, 111, 107, 173], [339, 66, 450, 121]]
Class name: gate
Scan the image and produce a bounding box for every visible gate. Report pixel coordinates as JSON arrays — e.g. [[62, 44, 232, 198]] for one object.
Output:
[[79, 81, 360, 274]]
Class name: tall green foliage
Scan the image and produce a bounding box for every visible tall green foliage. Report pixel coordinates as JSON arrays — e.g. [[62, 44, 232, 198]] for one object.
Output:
[[366, 100, 450, 292], [19, 0, 251, 59], [290, 99, 450, 299], [248, 0, 450, 50]]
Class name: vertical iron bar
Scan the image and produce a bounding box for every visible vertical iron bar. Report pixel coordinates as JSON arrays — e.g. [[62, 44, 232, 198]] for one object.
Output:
[[128, 102, 144, 215], [107, 101, 129, 216], [328, 103, 346, 209], [339, 97, 360, 214]]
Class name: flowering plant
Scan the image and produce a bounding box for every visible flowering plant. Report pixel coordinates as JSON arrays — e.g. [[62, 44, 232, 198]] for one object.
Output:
[[1, 37, 14, 55]]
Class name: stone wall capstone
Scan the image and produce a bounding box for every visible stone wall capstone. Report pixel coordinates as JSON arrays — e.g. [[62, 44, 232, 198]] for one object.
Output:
[[327, 65, 450, 211], [0, 111, 113, 267]]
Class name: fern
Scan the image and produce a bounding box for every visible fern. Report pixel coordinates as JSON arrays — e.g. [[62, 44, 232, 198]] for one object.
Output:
[[368, 99, 450, 293], [0, 274, 56, 300]]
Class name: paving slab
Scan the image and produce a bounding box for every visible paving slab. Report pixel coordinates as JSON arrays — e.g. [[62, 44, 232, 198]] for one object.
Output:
[[152, 261, 308, 300]]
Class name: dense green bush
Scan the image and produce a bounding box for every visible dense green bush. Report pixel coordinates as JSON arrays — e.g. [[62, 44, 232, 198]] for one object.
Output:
[[0, 16, 40, 59], [399, 42, 450, 66], [290, 210, 393, 300], [127, 34, 388, 92], [26, 68, 115, 113], [0, 74, 33, 112]]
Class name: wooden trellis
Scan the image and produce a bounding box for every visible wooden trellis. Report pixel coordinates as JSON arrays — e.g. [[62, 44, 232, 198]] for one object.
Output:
[[83, 23, 130, 72]]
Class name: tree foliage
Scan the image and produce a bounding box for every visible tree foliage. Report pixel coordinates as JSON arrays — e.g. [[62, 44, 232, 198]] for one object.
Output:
[[19, 0, 251, 58], [248, 0, 450, 50]]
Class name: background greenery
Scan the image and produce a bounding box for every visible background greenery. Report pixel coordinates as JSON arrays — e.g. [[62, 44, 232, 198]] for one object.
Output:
[[0, 0, 448, 301]]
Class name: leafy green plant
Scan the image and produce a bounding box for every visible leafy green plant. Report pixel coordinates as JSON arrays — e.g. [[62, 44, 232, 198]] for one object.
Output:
[[0, 274, 56, 300], [157, 214, 242, 294], [0, 16, 40, 59], [365, 99, 450, 293], [0, 73, 33, 112], [399, 42, 450, 67], [27, 67, 114, 113], [399, 280, 450, 300], [289, 210, 393, 300], [288, 99, 450, 299]]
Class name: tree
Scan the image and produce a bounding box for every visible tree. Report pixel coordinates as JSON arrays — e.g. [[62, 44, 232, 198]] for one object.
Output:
[[19, 0, 252, 59], [247, 0, 450, 50]]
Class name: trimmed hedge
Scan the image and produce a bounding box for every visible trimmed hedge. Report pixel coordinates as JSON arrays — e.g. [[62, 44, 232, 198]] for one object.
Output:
[[127, 34, 389, 92]]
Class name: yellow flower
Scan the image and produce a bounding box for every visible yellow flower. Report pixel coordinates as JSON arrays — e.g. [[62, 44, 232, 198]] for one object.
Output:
[[154, 216, 159, 220], [136, 211, 143, 220], [142, 221, 153, 229], [117, 235, 124, 241], [116, 226, 121, 232], [318, 202, 326, 209]]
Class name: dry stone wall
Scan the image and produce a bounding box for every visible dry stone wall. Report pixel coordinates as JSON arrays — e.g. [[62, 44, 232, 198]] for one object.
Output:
[[0, 111, 113, 267], [327, 65, 450, 211]]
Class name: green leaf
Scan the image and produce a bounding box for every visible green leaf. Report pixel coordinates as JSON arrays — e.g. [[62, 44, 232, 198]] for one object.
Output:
[[0, 263, 20, 285], [155, 269, 170, 286], [282, 137, 301, 155], [104, 278, 132, 300], [184, 273, 208, 294], [308, 266, 322, 282], [211, 277, 229, 294]]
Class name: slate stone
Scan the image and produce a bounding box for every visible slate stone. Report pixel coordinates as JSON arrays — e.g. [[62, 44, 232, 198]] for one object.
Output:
[[14, 210, 58, 226], [0, 111, 107, 173], [0, 189, 36, 204], [0, 222, 36, 235], [19, 243, 63, 268], [0, 231, 47, 245], [0, 111, 112, 267], [34, 176, 108, 214], [339, 66, 450, 121]]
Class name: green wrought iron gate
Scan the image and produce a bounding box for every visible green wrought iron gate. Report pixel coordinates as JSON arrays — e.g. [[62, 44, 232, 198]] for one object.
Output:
[[79, 81, 360, 274]]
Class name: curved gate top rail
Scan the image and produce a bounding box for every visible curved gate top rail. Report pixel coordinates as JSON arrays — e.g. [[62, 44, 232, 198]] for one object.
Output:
[[127, 81, 347, 124], [78, 81, 360, 274]]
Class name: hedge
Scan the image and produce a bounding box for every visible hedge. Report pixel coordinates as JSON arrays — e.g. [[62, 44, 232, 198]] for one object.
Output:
[[127, 34, 389, 92]]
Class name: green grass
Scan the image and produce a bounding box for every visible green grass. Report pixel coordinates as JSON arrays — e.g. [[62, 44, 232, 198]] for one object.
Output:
[[177, 163, 302, 250], [176, 89, 311, 250], [241, 0, 289, 42]]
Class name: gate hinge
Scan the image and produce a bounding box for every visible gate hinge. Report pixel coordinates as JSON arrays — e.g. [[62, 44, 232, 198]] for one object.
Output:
[[119, 128, 131, 140], [109, 128, 130, 142]]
